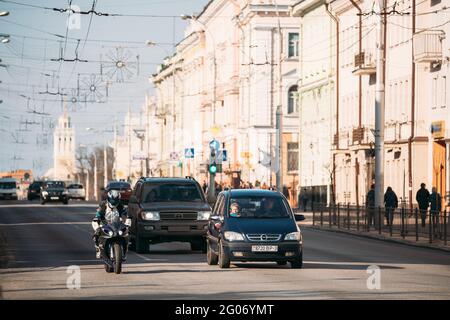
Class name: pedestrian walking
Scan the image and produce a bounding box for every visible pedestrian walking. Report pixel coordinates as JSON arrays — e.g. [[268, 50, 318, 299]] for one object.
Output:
[[300, 192, 308, 212], [384, 186, 398, 226], [416, 183, 430, 227], [429, 187, 442, 237], [202, 180, 207, 194], [366, 184, 376, 228]]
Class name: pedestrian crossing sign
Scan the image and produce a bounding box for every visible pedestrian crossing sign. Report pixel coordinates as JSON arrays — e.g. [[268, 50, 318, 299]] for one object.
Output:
[[184, 148, 195, 158]]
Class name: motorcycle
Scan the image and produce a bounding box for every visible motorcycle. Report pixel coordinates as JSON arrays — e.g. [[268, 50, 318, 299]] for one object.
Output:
[[94, 209, 131, 274]]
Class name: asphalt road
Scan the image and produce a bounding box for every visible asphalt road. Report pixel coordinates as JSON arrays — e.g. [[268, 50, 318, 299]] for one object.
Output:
[[1, 201, 450, 299]]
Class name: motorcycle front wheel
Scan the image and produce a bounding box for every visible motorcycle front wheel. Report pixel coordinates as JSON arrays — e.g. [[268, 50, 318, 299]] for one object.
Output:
[[113, 243, 122, 274]]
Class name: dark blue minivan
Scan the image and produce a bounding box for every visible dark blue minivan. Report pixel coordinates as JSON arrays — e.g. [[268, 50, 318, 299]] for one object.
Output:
[[206, 189, 305, 269]]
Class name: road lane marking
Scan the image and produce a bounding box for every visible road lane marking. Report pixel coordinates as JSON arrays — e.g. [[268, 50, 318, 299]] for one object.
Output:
[[0, 222, 91, 226], [0, 204, 98, 208]]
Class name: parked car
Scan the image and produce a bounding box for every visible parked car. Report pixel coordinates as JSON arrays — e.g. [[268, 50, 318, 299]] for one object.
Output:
[[0, 178, 18, 200], [27, 181, 44, 200], [127, 177, 212, 253], [206, 189, 304, 269], [67, 183, 86, 200], [40, 181, 69, 205], [102, 181, 132, 204]]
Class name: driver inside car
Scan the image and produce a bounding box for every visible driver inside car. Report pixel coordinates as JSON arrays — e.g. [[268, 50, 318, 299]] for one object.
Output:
[[91, 190, 131, 258], [229, 202, 241, 217]]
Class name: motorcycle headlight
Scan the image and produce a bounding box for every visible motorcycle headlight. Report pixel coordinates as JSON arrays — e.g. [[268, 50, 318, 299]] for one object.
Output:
[[118, 230, 123, 236], [285, 231, 301, 241], [142, 211, 160, 221], [224, 231, 244, 242], [197, 211, 211, 221], [108, 230, 114, 237]]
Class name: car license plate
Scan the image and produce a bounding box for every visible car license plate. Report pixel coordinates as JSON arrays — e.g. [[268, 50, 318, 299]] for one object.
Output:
[[168, 226, 189, 232], [51, 197, 59, 200], [251, 245, 278, 252]]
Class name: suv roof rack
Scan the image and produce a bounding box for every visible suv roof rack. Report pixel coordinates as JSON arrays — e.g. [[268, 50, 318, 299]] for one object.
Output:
[[185, 176, 196, 181]]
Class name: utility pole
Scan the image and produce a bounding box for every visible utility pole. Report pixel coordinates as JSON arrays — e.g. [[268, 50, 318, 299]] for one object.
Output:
[[94, 152, 98, 201], [275, 0, 283, 191], [113, 116, 117, 180], [86, 168, 90, 201], [374, 0, 386, 212], [104, 145, 108, 188], [276, 106, 283, 191]]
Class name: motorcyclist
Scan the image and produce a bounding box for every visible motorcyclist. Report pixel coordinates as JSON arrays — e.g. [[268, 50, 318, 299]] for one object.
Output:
[[92, 190, 131, 258]]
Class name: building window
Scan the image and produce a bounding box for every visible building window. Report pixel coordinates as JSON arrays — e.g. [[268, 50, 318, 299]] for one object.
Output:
[[288, 85, 298, 114], [287, 142, 299, 173], [288, 33, 299, 58]]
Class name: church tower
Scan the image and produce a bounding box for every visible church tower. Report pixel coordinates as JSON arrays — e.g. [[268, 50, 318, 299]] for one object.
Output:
[[53, 108, 76, 181]]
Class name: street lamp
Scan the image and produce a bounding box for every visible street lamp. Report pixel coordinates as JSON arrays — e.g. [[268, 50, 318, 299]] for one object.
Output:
[[0, 34, 10, 43]]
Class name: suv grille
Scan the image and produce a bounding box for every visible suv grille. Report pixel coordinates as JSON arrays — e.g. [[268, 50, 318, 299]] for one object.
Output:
[[159, 212, 198, 220], [246, 234, 282, 242]]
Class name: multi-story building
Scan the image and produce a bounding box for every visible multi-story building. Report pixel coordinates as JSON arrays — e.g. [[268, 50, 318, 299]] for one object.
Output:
[[236, 0, 300, 203], [414, 0, 450, 208], [53, 109, 76, 181], [151, 0, 301, 205], [113, 107, 148, 183], [291, 0, 335, 205], [292, 0, 449, 208]]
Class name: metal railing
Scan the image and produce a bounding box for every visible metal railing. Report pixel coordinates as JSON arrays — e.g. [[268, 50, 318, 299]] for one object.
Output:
[[310, 203, 448, 246]]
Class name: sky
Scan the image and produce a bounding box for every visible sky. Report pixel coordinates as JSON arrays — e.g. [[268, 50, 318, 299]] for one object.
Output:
[[0, 0, 209, 177]]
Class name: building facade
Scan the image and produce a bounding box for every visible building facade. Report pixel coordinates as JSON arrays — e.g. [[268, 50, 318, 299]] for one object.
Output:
[[53, 110, 76, 181]]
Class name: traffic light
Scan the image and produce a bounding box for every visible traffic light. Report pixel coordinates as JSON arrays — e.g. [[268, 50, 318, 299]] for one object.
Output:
[[209, 163, 217, 174]]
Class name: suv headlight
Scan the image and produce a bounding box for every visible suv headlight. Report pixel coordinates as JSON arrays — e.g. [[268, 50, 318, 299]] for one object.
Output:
[[224, 231, 244, 242], [41, 191, 48, 196], [285, 231, 301, 241], [142, 211, 160, 221], [197, 211, 211, 221], [62, 190, 68, 195]]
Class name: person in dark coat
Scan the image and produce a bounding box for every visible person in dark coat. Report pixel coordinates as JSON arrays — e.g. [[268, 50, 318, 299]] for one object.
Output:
[[300, 192, 308, 212], [429, 187, 442, 236], [384, 186, 398, 226], [366, 184, 376, 228], [416, 183, 430, 227]]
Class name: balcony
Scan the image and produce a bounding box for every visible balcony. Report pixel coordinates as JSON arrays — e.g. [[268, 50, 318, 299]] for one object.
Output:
[[352, 126, 365, 144], [413, 30, 445, 63], [352, 51, 376, 76]]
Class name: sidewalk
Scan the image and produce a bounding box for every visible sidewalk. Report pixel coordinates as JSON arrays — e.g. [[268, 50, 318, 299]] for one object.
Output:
[[294, 210, 450, 253]]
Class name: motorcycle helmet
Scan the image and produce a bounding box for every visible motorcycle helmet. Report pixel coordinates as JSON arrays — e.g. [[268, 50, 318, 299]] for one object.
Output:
[[107, 190, 121, 208]]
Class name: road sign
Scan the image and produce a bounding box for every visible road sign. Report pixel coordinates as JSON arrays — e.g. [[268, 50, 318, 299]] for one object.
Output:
[[170, 152, 179, 161], [209, 139, 220, 152], [184, 148, 195, 159], [221, 149, 227, 162]]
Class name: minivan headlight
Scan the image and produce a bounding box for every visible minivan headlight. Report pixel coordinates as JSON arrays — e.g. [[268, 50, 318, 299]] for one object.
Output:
[[142, 211, 160, 221], [285, 232, 301, 241], [197, 211, 211, 221], [224, 231, 244, 242]]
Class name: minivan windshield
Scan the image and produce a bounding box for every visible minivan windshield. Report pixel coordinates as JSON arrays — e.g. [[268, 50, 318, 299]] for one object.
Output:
[[141, 183, 203, 203], [0, 182, 16, 189], [228, 196, 290, 219], [108, 182, 130, 190]]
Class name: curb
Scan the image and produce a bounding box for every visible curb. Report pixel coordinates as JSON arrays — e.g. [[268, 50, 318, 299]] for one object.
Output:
[[303, 225, 450, 253]]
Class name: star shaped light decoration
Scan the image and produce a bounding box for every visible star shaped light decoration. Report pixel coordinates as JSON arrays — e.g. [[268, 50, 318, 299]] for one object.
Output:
[[101, 47, 139, 83], [80, 74, 107, 103]]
